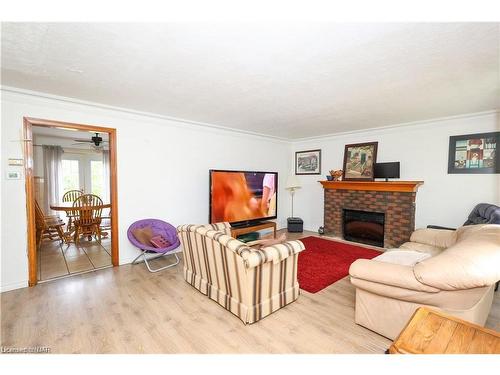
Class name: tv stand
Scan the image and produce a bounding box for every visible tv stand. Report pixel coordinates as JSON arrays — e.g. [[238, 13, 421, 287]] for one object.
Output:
[[231, 221, 277, 239]]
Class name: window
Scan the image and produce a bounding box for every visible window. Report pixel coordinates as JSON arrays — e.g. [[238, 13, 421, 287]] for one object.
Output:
[[61, 152, 108, 199], [61, 159, 80, 193], [91, 160, 104, 197]]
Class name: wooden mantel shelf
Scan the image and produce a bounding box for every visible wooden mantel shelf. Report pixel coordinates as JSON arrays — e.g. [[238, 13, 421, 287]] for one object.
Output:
[[319, 180, 424, 193]]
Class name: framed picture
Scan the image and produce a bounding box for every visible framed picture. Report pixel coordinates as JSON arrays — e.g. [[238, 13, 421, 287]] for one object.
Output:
[[295, 149, 321, 175], [448, 132, 499, 174], [342, 142, 378, 181]]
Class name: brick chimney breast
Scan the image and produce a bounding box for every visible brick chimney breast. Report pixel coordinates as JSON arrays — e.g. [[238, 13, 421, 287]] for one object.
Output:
[[320, 181, 423, 248]]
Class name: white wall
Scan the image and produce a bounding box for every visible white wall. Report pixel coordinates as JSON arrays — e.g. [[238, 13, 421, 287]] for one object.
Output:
[[291, 112, 500, 232], [2, 87, 498, 293], [1, 89, 291, 292]]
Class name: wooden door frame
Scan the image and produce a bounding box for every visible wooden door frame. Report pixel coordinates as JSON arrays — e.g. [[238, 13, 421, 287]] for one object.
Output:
[[23, 117, 119, 286]]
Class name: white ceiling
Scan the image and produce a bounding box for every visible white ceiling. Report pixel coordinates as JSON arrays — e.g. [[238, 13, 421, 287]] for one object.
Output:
[[2, 22, 499, 139]]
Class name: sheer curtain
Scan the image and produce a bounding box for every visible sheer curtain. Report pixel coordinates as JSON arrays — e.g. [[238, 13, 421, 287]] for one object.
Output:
[[102, 150, 110, 202], [43, 145, 63, 214]]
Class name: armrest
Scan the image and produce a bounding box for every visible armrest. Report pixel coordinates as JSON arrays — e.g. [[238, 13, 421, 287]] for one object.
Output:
[[349, 259, 439, 292], [350, 278, 441, 302], [235, 240, 305, 268], [409, 228, 457, 248]]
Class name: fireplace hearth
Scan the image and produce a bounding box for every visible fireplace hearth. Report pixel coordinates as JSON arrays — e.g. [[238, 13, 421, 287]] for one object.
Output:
[[343, 209, 385, 247]]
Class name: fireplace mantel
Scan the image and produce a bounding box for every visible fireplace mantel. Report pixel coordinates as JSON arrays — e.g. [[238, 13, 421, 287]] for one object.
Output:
[[319, 180, 424, 193]]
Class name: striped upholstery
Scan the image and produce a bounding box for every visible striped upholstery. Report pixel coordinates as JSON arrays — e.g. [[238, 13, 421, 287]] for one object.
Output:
[[177, 222, 305, 324]]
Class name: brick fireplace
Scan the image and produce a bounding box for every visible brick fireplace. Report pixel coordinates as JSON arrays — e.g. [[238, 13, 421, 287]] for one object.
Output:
[[320, 181, 424, 248]]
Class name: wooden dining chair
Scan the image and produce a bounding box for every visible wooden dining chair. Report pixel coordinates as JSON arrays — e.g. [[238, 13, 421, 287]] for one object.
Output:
[[62, 189, 83, 202], [99, 209, 112, 238], [34, 200, 67, 248], [62, 189, 83, 231], [72, 194, 104, 244]]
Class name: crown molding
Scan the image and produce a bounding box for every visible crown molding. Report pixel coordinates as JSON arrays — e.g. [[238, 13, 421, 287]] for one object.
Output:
[[293, 110, 499, 143], [2, 85, 497, 144], [1, 85, 290, 143]]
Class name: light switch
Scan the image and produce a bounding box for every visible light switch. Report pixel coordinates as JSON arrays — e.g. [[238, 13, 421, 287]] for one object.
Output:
[[6, 171, 22, 179]]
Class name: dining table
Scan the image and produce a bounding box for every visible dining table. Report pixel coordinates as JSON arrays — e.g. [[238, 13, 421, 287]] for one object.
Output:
[[50, 202, 111, 242], [50, 202, 112, 212]]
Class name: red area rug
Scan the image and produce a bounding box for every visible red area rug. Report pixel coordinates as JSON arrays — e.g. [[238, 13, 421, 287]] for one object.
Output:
[[297, 236, 382, 293]]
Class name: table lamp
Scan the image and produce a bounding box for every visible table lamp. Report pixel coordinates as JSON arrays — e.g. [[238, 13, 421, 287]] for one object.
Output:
[[285, 175, 301, 218]]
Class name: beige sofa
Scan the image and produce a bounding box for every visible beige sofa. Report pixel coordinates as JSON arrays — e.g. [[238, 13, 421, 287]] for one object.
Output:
[[349, 224, 500, 340], [177, 222, 305, 324]]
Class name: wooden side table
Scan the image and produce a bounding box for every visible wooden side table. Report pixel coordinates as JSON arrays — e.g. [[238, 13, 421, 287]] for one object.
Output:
[[389, 307, 500, 354], [230, 221, 277, 239]]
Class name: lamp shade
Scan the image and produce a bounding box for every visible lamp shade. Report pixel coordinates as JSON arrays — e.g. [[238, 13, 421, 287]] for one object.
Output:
[[286, 175, 301, 189]]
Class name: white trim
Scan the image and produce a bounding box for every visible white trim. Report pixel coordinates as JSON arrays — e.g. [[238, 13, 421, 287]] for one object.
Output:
[[293, 110, 500, 142], [0, 247, 184, 291], [1, 85, 290, 143], [2, 85, 498, 143], [1, 280, 28, 293]]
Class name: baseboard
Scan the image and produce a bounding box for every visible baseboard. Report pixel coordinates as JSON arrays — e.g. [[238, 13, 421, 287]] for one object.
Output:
[[1, 280, 28, 293], [0, 250, 184, 291], [304, 225, 322, 233]]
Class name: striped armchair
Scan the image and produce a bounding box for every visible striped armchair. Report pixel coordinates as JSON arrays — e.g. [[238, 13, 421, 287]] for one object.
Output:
[[177, 222, 305, 324]]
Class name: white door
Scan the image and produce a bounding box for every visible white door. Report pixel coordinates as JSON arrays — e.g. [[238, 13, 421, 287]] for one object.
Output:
[[61, 154, 84, 193], [89, 156, 104, 197], [61, 152, 105, 196]]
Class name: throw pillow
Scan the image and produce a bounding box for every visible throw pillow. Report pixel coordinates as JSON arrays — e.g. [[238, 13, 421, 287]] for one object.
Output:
[[132, 226, 154, 246], [150, 235, 171, 249]]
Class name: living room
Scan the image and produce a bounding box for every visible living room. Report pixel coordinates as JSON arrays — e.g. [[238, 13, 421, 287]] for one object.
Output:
[[1, 1, 499, 372]]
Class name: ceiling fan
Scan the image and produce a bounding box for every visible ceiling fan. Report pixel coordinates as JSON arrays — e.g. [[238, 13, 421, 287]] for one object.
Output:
[[72, 132, 109, 148]]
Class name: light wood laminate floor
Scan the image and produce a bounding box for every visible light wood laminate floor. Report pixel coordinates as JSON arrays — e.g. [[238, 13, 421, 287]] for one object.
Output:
[[1, 230, 498, 354]]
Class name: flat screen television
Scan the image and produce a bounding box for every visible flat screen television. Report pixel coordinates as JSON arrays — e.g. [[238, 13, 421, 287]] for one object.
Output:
[[209, 169, 278, 226], [374, 162, 400, 181]]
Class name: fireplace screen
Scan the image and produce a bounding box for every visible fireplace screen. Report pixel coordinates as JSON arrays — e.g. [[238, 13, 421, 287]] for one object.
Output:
[[343, 209, 385, 247]]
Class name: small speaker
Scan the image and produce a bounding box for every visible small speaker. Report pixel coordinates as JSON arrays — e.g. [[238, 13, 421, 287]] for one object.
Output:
[[287, 217, 303, 232]]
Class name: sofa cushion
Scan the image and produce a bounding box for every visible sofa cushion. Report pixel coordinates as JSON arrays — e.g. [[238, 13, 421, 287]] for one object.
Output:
[[375, 250, 432, 266], [456, 223, 492, 241], [399, 242, 444, 256], [349, 259, 439, 292], [414, 224, 500, 290], [409, 228, 457, 248]]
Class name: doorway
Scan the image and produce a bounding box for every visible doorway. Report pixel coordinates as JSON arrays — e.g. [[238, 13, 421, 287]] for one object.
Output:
[[23, 117, 119, 286]]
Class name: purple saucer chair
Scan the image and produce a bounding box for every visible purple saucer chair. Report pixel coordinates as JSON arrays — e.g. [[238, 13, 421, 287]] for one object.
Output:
[[127, 219, 180, 273]]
